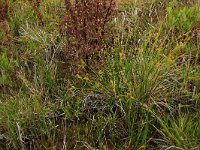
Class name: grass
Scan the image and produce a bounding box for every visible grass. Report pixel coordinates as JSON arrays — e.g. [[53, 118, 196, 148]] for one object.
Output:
[[0, 0, 200, 149]]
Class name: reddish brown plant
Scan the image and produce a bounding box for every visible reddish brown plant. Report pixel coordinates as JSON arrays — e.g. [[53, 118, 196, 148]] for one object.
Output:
[[0, 0, 10, 45], [62, 0, 116, 74], [28, 0, 44, 25]]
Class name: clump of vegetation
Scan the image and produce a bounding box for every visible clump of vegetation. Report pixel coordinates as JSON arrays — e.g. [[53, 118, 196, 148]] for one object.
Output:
[[28, 0, 44, 25], [62, 0, 116, 74], [167, 1, 200, 31], [0, 0, 10, 45], [0, 0, 199, 149]]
